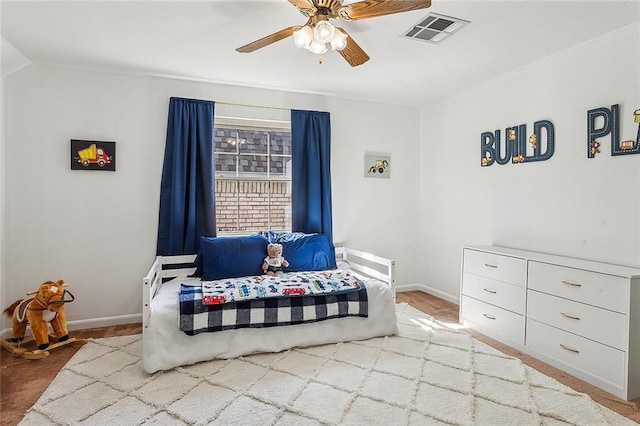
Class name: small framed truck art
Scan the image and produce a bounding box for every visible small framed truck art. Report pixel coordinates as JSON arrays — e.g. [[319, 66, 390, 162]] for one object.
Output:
[[70, 140, 116, 171]]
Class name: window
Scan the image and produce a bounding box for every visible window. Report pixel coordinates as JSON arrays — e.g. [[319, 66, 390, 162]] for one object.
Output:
[[214, 117, 292, 234]]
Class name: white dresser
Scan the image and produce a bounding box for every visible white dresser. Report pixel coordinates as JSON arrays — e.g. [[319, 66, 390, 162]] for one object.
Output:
[[459, 245, 640, 400]]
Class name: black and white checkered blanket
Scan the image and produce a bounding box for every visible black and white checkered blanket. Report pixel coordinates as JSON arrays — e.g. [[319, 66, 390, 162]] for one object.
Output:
[[179, 283, 368, 335]]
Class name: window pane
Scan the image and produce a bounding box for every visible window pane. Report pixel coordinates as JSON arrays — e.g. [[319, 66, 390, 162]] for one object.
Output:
[[214, 180, 239, 232], [238, 180, 270, 231], [270, 131, 291, 156], [269, 156, 291, 176], [238, 154, 268, 175], [214, 153, 237, 176], [214, 128, 240, 153], [269, 181, 291, 231], [238, 130, 268, 155]]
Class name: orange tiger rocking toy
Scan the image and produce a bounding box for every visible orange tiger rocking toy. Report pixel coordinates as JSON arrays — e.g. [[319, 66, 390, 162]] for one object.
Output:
[[1, 280, 86, 359]]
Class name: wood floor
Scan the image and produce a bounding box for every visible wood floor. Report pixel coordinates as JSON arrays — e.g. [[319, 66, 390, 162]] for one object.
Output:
[[1, 323, 142, 426], [1, 291, 638, 425]]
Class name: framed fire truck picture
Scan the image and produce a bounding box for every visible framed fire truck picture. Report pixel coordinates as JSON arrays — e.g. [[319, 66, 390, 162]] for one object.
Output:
[[70, 139, 116, 171]]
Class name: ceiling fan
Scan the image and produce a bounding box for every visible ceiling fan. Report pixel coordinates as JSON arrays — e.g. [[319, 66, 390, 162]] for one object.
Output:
[[236, 0, 432, 67]]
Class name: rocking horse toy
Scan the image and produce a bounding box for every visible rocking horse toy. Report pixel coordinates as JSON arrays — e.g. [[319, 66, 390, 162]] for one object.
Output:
[[1, 279, 86, 359]]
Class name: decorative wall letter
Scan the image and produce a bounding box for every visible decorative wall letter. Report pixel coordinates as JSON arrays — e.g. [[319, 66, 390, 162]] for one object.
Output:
[[480, 132, 495, 167], [529, 120, 555, 162], [587, 104, 639, 158]]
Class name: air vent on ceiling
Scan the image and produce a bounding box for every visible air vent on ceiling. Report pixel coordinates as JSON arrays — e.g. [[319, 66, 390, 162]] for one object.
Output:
[[403, 13, 470, 44]]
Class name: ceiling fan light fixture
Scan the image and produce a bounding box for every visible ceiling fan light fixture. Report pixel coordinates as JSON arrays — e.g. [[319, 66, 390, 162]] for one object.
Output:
[[294, 21, 345, 55], [308, 39, 328, 55], [314, 20, 335, 44], [293, 25, 313, 49], [330, 29, 347, 51]]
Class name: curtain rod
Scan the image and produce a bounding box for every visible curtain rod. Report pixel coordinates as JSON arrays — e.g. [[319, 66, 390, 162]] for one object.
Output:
[[216, 101, 290, 112]]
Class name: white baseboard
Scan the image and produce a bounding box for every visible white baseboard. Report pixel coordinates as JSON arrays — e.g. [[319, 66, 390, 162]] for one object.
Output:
[[1, 314, 141, 340], [67, 314, 142, 331], [396, 283, 459, 305]]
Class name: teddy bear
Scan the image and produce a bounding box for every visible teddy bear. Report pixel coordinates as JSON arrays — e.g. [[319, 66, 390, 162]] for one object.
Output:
[[262, 243, 289, 276]]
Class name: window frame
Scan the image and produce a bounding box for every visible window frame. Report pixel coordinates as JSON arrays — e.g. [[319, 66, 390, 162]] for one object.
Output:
[[214, 116, 292, 235]]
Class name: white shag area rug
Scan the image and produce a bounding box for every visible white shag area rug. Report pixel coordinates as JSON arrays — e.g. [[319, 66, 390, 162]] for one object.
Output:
[[20, 303, 635, 425]]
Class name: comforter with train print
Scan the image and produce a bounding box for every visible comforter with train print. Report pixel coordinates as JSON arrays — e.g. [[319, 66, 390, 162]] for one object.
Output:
[[179, 277, 368, 335], [200, 269, 363, 305]]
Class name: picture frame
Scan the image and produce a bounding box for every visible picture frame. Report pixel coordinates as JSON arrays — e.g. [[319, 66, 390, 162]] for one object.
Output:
[[364, 152, 390, 178], [70, 140, 116, 171]]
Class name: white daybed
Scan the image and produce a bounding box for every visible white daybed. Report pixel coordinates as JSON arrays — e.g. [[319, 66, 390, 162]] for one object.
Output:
[[142, 246, 398, 373]]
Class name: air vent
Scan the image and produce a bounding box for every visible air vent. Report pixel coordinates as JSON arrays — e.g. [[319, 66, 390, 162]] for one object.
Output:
[[403, 13, 470, 44]]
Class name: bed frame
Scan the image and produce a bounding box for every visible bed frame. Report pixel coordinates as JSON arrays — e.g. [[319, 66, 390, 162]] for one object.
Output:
[[142, 246, 396, 331]]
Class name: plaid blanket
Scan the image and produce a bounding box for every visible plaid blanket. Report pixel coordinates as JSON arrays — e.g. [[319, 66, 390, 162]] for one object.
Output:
[[179, 283, 368, 335]]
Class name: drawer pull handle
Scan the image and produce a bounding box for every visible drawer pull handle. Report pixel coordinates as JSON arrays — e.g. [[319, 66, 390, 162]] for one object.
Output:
[[560, 312, 581, 321], [483, 313, 496, 320], [484, 263, 498, 269], [559, 343, 580, 354], [561, 280, 582, 287], [483, 288, 497, 294]]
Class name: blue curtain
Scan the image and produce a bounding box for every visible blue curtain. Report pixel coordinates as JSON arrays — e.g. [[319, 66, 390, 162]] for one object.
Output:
[[156, 97, 216, 255], [291, 109, 333, 241]]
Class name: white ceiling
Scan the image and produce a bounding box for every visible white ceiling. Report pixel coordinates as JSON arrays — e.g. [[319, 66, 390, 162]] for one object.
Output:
[[2, 1, 639, 107]]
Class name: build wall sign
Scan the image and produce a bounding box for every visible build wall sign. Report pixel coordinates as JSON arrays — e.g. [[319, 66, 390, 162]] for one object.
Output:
[[480, 120, 554, 167], [480, 104, 640, 167], [587, 104, 640, 158]]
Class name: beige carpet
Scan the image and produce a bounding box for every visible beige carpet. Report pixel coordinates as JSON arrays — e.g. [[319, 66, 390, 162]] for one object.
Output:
[[20, 303, 636, 425]]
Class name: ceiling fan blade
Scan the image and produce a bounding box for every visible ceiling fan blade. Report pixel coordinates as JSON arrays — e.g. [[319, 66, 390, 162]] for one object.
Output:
[[288, 0, 315, 9], [339, 0, 431, 21], [288, 0, 317, 18], [236, 26, 299, 53], [336, 28, 370, 67]]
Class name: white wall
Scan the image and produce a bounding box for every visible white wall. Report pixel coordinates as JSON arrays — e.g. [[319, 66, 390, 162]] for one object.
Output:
[[328, 97, 419, 265], [0, 37, 29, 328], [1, 37, 31, 77], [2, 64, 419, 326], [418, 23, 640, 302]]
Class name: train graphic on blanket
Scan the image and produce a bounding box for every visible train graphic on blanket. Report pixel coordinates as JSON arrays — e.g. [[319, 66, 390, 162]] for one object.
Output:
[[202, 294, 227, 305], [282, 287, 306, 296]]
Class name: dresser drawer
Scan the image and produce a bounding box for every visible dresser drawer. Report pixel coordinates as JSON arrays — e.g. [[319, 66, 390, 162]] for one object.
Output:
[[526, 290, 626, 350], [463, 249, 525, 286], [461, 295, 524, 344], [528, 261, 628, 314], [526, 319, 625, 389], [462, 272, 524, 314]]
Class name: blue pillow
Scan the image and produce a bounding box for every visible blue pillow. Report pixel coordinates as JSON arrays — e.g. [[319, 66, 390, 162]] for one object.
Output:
[[281, 233, 337, 272], [196, 234, 269, 281]]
